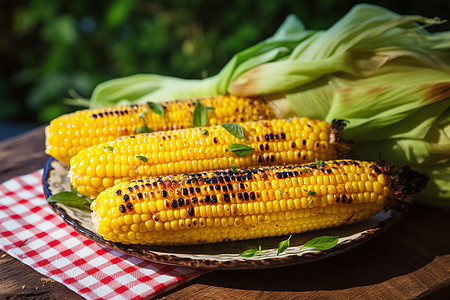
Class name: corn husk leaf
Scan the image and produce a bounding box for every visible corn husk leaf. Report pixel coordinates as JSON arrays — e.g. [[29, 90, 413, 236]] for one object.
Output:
[[228, 5, 450, 96], [326, 83, 450, 140], [85, 4, 450, 207]]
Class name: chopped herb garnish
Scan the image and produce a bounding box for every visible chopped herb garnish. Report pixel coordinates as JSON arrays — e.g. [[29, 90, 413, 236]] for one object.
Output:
[[231, 164, 239, 173], [136, 125, 154, 134], [192, 101, 207, 127], [221, 124, 246, 140], [201, 129, 208, 135], [103, 146, 114, 152], [302, 168, 311, 173], [315, 158, 327, 167], [239, 245, 261, 257], [136, 155, 148, 162], [147, 101, 165, 116], [138, 111, 147, 122], [279, 189, 285, 195], [308, 191, 316, 196], [229, 144, 254, 157], [277, 235, 292, 255]]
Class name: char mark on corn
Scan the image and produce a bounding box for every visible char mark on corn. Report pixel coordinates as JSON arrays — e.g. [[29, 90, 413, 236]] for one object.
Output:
[[70, 117, 349, 198], [45, 95, 275, 164], [90, 159, 427, 246]]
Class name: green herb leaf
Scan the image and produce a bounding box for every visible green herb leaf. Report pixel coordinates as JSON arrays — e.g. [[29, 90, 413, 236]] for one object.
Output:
[[103, 145, 114, 152], [229, 144, 254, 157], [279, 189, 285, 195], [136, 125, 154, 134], [47, 191, 92, 211], [301, 236, 339, 250], [308, 191, 316, 196], [315, 158, 324, 165], [302, 168, 311, 173], [136, 155, 148, 162], [221, 124, 246, 140], [147, 101, 165, 116], [201, 129, 208, 135], [231, 164, 239, 173], [277, 235, 292, 255], [192, 101, 207, 127], [239, 245, 261, 257]]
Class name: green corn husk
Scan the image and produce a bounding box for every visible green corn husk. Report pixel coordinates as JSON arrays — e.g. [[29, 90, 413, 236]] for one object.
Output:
[[85, 4, 450, 207]]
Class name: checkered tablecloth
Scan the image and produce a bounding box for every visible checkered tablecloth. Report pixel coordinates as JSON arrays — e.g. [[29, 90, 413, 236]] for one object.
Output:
[[0, 170, 208, 299]]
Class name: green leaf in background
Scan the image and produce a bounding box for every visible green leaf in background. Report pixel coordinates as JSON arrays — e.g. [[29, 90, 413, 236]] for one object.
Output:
[[147, 101, 165, 117], [221, 123, 246, 140], [42, 15, 78, 45], [106, 0, 136, 29], [277, 235, 292, 255], [47, 191, 92, 211], [239, 245, 262, 258], [301, 236, 339, 250], [192, 101, 207, 127], [229, 144, 254, 157]]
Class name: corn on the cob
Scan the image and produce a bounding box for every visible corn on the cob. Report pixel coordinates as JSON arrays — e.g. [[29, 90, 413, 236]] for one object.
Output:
[[45, 95, 274, 164], [90, 160, 428, 245], [70, 118, 349, 198]]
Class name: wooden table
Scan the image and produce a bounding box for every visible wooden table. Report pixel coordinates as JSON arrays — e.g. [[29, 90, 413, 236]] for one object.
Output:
[[1, 127, 449, 299]]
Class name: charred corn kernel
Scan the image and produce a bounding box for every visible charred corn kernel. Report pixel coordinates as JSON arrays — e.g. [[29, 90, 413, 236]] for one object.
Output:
[[46, 95, 275, 164], [72, 118, 349, 198], [90, 159, 428, 245]]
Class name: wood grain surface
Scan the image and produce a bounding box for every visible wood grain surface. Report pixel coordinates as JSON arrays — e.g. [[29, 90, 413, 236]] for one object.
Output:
[[0, 127, 449, 299]]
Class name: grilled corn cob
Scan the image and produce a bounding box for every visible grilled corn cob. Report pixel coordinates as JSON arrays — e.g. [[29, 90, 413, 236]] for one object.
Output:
[[70, 118, 349, 198], [91, 160, 428, 245], [46, 95, 274, 164]]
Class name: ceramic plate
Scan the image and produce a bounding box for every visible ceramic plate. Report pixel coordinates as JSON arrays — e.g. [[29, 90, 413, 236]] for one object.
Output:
[[43, 157, 405, 270]]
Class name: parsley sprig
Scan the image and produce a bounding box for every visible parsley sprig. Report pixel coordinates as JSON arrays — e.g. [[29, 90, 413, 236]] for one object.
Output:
[[239, 236, 339, 258]]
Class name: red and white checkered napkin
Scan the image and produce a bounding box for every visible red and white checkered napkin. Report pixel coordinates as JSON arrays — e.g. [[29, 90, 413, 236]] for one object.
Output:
[[0, 170, 208, 300]]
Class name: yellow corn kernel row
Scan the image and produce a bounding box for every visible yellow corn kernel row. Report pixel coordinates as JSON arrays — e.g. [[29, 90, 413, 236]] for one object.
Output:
[[45, 95, 274, 164], [91, 159, 428, 245], [70, 118, 349, 198]]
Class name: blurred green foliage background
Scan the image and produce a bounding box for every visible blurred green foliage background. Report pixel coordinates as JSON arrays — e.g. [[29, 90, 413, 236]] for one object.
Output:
[[1, 0, 449, 126]]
